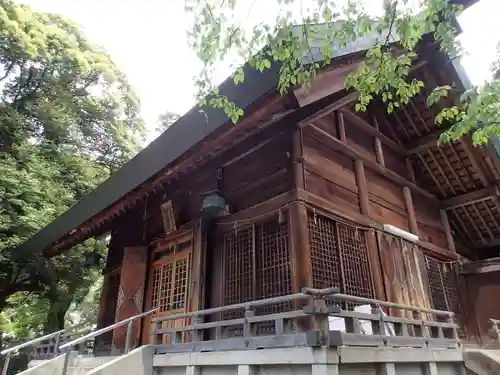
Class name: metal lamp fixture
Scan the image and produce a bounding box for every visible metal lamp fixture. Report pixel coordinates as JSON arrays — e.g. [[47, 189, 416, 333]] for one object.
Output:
[[200, 189, 228, 218]]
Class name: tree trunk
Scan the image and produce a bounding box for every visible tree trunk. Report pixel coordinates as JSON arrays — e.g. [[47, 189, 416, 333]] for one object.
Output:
[[43, 294, 73, 333]]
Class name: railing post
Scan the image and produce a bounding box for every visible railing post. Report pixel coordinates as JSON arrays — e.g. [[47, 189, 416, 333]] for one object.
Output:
[[191, 315, 202, 342], [412, 310, 425, 338], [54, 332, 62, 356], [447, 314, 459, 342], [1, 353, 11, 375], [489, 319, 500, 342], [151, 321, 161, 345], [243, 306, 256, 337], [370, 304, 386, 337], [303, 287, 340, 346], [124, 320, 134, 354], [61, 349, 72, 375]]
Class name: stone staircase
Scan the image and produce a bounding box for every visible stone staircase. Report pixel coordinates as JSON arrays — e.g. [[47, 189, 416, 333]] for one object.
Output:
[[19, 353, 115, 375]]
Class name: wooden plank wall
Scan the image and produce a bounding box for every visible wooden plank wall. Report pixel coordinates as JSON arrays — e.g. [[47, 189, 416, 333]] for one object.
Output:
[[302, 107, 450, 251], [299, 100, 457, 307]]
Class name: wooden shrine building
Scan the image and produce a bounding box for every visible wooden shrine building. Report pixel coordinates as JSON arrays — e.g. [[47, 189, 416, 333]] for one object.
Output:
[[16, 29, 500, 351]]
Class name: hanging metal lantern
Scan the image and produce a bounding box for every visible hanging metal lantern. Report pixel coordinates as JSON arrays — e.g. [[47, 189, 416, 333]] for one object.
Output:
[[200, 189, 228, 218], [83, 251, 103, 268]]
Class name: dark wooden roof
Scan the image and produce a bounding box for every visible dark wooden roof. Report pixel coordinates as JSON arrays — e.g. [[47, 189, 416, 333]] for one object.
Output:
[[16, 63, 282, 255]]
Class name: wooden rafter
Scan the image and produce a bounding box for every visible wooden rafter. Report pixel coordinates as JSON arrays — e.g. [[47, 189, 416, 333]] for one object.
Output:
[[441, 187, 499, 210], [406, 130, 442, 155]]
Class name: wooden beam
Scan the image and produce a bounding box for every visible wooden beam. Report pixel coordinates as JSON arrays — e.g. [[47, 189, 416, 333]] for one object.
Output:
[[337, 111, 347, 143], [440, 209, 456, 253], [441, 186, 499, 210], [354, 160, 370, 216], [339, 108, 406, 155], [306, 124, 437, 200], [418, 240, 458, 260], [403, 187, 419, 235], [288, 200, 313, 332], [292, 129, 305, 189], [406, 157, 416, 183], [289, 202, 313, 290], [296, 188, 380, 229], [406, 130, 442, 155], [469, 237, 500, 250], [461, 139, 490, 187], [298, 92, 358, 127], [354, 160, 385, 301]]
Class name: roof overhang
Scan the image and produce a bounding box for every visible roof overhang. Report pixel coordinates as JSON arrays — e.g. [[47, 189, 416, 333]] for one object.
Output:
[[16, 62, 282, 255]]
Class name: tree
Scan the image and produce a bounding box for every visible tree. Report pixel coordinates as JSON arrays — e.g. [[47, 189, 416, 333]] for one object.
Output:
[[0, 0, 145, 343], [186, 0, 499, 146], [156, 111, 181, 134]]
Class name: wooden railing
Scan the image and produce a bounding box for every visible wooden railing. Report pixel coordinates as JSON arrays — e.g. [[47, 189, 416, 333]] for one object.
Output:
[[152, 287, 459, 354]]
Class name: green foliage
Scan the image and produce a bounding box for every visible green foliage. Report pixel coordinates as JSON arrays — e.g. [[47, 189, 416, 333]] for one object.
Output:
[[186, 0, 500, 146], [156, 111, 181, 134], [0, 0, 144, 350], [187, 0, 461, 120], [435, 81, 500, 146]]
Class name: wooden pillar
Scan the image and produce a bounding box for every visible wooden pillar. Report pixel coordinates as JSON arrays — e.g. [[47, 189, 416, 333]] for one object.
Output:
[[372, 116, 385, 168], [288, 201, 312, 330], [289, 202, 312, 291], [337, 112, 346, 143], [406, 157, 416, 183], [355, 160, 370, 216], [403, 187, 419, 235], [292, 129, 305, 189], [96, 276, 110, 330], [112, 246, 147, 352], [354, 160, 385, 301], [440, 209, 456, 252]]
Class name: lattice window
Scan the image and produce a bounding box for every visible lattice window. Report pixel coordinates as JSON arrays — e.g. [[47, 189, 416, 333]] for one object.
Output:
[[220, 217, 292, 335], [151, 257, 190, 312], [172, 257, 189, 309], [308, 212, 374, 308], [255, 220, 293, 334], [337, 223, 373, 300], [222, 227, 253, 312], [309, 214, 342, 290], [425, 256, 459, 315]]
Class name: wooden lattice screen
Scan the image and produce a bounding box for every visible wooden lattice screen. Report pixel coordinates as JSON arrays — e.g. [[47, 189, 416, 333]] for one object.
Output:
[[424, 255, 460, 315], [151, 254, 191, 312], [308, 212, 375, 307], [220, 217, 292, 335]]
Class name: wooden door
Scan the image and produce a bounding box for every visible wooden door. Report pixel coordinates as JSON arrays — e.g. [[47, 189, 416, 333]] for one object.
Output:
[[378, 232, 433, 318], [143, 231, 193, 344]]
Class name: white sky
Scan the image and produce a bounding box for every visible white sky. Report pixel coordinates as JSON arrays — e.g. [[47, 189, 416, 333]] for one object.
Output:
[[20, 0, 500, 138]]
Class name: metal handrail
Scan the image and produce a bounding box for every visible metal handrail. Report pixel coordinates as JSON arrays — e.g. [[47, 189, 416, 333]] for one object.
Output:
[[59, 308, 158, 352], [58, 307, 158, 375], [1, 323, 85, 375], [1, 323, 84, 356]]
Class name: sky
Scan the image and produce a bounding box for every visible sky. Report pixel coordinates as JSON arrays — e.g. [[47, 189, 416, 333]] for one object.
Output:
[[20, 0, 500, 138]]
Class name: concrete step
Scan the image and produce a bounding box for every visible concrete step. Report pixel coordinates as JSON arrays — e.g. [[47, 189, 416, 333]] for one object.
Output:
[[464, 349, 500, 375], [19, 353, 116, 375]]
